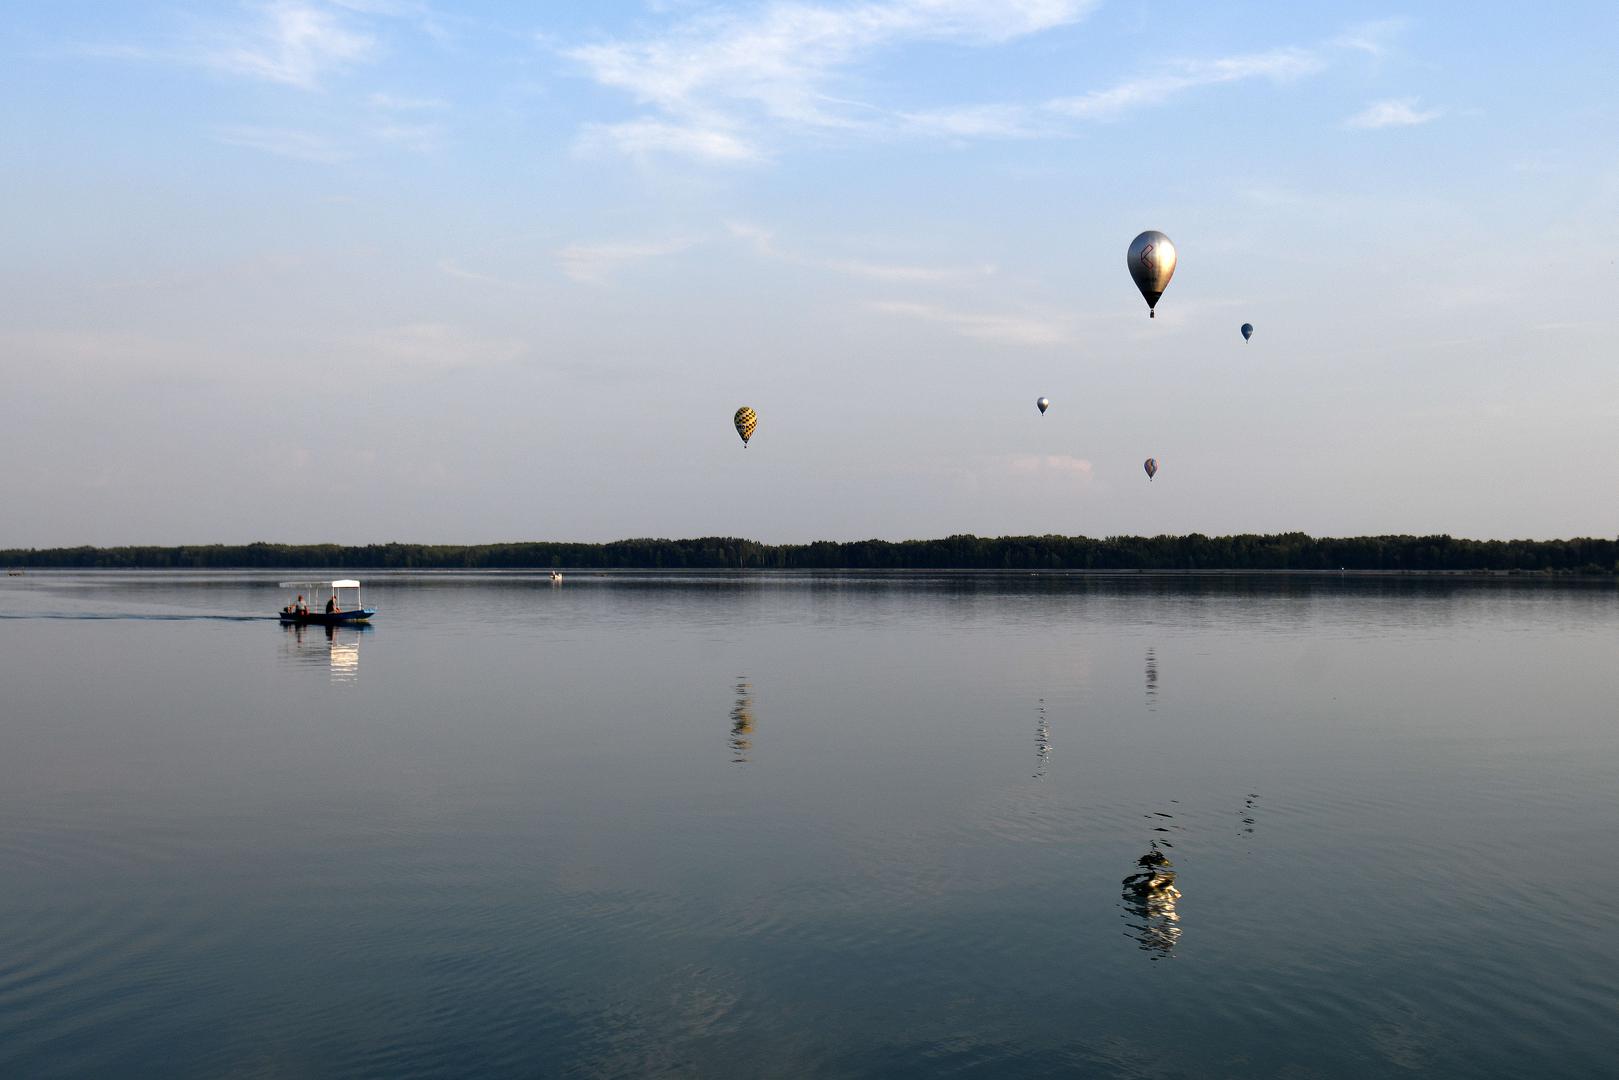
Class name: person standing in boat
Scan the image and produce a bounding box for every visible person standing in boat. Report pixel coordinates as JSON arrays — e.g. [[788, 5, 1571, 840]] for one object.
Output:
[[296, 595, 308, 616]]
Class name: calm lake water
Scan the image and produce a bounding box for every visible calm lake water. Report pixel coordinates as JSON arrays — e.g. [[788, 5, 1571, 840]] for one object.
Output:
[[1, 571, 1616, 1078]]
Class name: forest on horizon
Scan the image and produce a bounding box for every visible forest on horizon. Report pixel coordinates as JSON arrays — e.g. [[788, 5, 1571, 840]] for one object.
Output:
[[4, 533, 1617, 574]]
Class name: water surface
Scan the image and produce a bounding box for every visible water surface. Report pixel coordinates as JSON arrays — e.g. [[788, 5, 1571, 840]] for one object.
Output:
[[1, 571, 1616, 1078]]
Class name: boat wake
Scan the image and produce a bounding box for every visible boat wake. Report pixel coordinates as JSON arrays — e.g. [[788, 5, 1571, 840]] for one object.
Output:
[[0, 613, 272, 622]]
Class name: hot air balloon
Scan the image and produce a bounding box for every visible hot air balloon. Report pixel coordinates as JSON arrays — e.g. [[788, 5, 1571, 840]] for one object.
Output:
[[1241, 323, 1254, 342], [733, 406, 757, 447], [1144, 458, 1158, 481], [1127, 231, 1177, 318], [1037, 397, 1050, 415]]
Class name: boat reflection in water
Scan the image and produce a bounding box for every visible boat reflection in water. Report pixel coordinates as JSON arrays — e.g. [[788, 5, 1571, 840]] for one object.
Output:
[[281, 622, 366, 684], [1144, 646, 1159, 712], [729, 678, 755, 763]]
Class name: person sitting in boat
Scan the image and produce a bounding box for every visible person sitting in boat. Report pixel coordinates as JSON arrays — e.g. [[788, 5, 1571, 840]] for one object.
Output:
[[325, 595, 339, 614], [296, 595, 308, 615]]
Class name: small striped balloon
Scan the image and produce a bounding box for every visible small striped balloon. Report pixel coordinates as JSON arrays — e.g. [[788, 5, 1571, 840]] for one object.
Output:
[[734, 406, 757, 447], [1144, 458, 1158, 481]]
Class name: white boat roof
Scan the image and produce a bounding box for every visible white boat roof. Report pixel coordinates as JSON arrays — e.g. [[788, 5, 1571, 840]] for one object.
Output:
[[279, 580, 362, 589]]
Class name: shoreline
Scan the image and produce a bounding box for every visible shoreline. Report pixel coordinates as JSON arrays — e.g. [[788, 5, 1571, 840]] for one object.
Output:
[[6, 566, 1615, 581]]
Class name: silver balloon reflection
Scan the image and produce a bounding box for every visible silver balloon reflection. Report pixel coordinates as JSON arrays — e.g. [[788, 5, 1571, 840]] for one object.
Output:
[[1127, 231, 1177, 318], [1037, 397, 1050, 415], [1241, 322, 1254, 342], [1122, 843, 1182, 957], [1034, 698, 1051, 779]]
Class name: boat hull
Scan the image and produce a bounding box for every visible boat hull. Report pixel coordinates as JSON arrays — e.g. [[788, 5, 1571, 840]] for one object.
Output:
[[278, 609, 376, 625]]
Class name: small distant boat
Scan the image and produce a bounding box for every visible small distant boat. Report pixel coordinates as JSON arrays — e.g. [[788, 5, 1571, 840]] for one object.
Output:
[[6, 569, 21, 576], [278, 580, 376, 625], [550, 570, 563, 583]]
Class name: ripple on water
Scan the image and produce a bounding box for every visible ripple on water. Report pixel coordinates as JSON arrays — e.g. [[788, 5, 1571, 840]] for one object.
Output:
[[0, 889, 240, 1075]]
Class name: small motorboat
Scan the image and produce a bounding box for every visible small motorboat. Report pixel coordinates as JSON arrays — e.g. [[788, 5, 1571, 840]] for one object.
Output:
[[278, 579, 376, 625]]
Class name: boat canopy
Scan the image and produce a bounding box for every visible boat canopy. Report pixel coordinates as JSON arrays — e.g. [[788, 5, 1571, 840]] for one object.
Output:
[[276, 579, 374, 622]]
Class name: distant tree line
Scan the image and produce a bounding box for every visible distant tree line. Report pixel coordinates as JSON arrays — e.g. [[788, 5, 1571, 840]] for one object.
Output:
[[3, 534, 1617, 574]]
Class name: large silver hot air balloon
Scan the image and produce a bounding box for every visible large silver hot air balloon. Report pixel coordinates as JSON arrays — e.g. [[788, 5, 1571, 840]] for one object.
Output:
[[1037, 397, 1050, 415], [1127, 231, 1177, 318], [1241, 322, 1254, 342], [734, 406, 756, 447], [1143, 458, 1158, 481]]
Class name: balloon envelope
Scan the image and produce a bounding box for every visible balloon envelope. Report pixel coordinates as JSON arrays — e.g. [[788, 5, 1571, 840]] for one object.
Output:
[[1241, 322, 1253, 341], [734, 406, 757, 446], [1144, 458, 1158, 480], [1128, 231, 1177, 317], [1037, 397, 1050, 414]]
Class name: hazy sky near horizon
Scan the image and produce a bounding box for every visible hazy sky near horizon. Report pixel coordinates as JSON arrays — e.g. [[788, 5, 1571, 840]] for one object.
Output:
[[3, 1, 1617, 546]]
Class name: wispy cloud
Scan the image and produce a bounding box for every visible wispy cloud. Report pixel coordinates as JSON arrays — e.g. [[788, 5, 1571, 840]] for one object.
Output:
[[367, 91, 449, 111], [1006, 454, 1094, 480], [1331, 17, 1409, 59], [437, 259, 522, 288], [1344, 97, 1444, 130], [888, 46, 1326, 141], [729, 222, 992, 282], [214, 125, 350, 162], [892, 103, 1049, 139], [205, 0, 376, 89], [568, 5, 1387, 160], [81, 2, 449, 91], [345, 321, 525, 371], [869, 300, 1071, 346], [565, 0, 1098, 160], [936, 453, 1095, 495], [328, 0, 452, 41], [354, 90, 456, 156], [556, 238, 696, 284], [1046, 47, 1323, 121], [0, 330, 207, 382], [372, 121, 445, 152], [576, 119, 760, 164]]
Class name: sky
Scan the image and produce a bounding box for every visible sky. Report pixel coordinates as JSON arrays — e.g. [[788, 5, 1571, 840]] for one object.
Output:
[[2, 0, 1617, 547]]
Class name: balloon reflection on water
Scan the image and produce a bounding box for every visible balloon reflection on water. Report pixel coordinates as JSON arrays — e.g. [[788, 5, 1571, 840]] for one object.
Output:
[[1121, 845, 1181, 957], [1240, 793, 1259, 836], [1033, 698, 1051, 780], [729, 678, 755, 763], [1122, 807, 1185, 959]]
